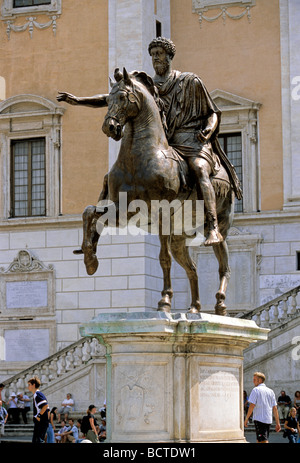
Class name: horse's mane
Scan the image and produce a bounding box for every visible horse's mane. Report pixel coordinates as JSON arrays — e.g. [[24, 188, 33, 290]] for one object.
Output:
[[131, 70, 168, 133]]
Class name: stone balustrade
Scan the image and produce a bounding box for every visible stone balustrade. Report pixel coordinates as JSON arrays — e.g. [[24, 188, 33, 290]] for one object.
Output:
[[2, 336, 103, 401], [238, 285, 300, 328]]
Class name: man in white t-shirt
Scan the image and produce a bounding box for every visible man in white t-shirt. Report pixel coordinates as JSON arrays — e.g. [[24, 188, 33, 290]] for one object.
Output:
[[244, 371, 281, 443], [58, 393, 74, 422]]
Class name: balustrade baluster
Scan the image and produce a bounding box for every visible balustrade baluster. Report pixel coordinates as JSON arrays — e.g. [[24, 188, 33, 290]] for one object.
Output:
[[73, 345, 83, 368], [255, 312, 261, 326], [42, 364, 50, 385], [263, 307, 270, 328], [82, 339, 92, 362], [16, 376, 25, 393], [66, 348, 75, 371], [57, 353, 67, 376], [290, 292, 297, 316], [48, 359, 57, 382], [271, 302, 279, 326], [280, 297, 288, 321], [91, 338, 100, 356]]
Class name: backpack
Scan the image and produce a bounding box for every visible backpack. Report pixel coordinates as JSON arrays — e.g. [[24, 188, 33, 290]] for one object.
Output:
[[80, 415, 91, 434]]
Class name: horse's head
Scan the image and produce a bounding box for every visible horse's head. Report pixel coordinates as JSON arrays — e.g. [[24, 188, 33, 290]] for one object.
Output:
[[102, 68, 139, 141], [102, 68, 157, 141]]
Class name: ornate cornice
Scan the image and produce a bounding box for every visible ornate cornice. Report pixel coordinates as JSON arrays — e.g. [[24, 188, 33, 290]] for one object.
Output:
[[0, 249, 53, 274], [192, 0, 256, 27], [1, 0, 61, 39]]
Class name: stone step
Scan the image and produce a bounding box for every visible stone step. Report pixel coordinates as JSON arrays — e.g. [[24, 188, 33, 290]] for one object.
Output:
[[3, 411, 104, 437]]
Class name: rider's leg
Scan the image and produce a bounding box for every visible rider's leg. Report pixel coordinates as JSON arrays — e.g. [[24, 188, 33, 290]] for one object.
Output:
[[188, 157, 223, 246]]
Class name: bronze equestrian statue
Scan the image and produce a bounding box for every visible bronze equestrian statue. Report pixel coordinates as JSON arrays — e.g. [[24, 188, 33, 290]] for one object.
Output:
[[57, 38, 242, 316]]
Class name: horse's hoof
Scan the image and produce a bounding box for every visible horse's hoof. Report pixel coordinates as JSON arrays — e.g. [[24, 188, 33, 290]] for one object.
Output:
[[187, 305, 201, 314], [215, 307, 227, 316], [157, 304, 171, 313], [73, 248, 84, 255], [157, 300, 171, 313], [215, 302, 227, 316], [84, 254, 99, 275]]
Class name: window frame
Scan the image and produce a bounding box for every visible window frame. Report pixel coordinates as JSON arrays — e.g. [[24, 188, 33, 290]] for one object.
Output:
[[0, 94, 64, 220], [1, 0, 61, 18], [13, 0, 51, 7], [11, 137, 47, 218], [218, 132, 243, 213], [211, 89, 261, 214]]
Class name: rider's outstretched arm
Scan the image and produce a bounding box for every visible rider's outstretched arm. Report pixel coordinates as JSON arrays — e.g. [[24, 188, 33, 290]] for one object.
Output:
[[57, 92, 108, 108]]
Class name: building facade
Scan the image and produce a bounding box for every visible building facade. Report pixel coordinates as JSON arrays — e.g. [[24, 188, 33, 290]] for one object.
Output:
[[0, 0, 299, 381]]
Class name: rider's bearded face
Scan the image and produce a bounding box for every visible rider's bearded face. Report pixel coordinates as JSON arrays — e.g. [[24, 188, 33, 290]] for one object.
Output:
[[150, 46, 171, 76]]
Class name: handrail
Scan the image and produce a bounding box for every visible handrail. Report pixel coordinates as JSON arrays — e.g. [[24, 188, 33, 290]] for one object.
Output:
[[237, 285, 300, 328], [2, 336, 104, 402]]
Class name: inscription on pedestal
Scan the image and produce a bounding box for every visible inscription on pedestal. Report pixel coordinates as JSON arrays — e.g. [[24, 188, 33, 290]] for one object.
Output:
[[198, 365, 240, 430]]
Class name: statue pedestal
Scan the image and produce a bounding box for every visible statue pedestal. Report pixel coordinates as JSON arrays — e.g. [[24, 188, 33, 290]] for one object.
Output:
[[80, 312, 268, 443]]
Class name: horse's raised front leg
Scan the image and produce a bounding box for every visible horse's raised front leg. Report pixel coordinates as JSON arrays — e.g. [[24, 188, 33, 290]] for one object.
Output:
[[157, 234, 173, 313], [170, 235, 201, 314], [73, 175, 109, 275], [73, 205, 101, 275], [212, 240, 231, 316]]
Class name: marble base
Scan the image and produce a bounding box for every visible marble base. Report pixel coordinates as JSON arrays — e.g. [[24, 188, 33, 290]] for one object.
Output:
[[80, 312, 268, 443]]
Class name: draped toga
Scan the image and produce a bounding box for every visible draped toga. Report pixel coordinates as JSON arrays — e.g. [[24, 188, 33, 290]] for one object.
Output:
[[155, 70, 243, 200]]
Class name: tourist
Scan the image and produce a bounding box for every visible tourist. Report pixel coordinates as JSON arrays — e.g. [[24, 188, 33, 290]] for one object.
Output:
[[277, 390, 292, 422], [98, 418, 106, 442], [16, 391, 30, 424], [7, 392, 19, 423], [244, 371, 281, 443], [62, 418, 79, 443], [0, 383, 5, 405], [0, 400, 8, 440], [57, 393, 74, 422], [81, 404, 99, 443], [27, 376, 50, 443], [284, 407, 300, 443], [99, 400, 106, 419], [46, 406, 57, 443], [243, 390, 250, 420], [55, 419, 68, 443], [293, 390, 300, 419], [75, 419, 84, 443]]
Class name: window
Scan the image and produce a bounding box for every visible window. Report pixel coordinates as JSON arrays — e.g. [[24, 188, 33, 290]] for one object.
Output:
[[156, 20, 162, 37], [211, 89, 261, 213], [11, 139, 46, 217], [219, 133, 243, 213], [13, 0, 51, 6], [0, 94, 64, 220], [297, 252, 300, 271]]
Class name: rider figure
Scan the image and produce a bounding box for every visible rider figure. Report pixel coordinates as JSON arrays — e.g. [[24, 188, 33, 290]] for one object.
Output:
[[148, 37, 242, 246]]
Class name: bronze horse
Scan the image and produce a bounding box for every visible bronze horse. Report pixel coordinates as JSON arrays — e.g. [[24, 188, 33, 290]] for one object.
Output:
[[74, 69, 235, 316]]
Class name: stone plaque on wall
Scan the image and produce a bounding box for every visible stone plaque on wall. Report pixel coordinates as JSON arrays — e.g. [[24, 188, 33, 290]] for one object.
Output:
[[5, 328, 50, 362], [0, 249, 55, 317], [6, 280, 48, 309]]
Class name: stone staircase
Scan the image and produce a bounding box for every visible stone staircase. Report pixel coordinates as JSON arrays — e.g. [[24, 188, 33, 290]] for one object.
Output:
[[1, 410, 103, 443], [1, 336, 105, 403], [237, 285, 300, 394]]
